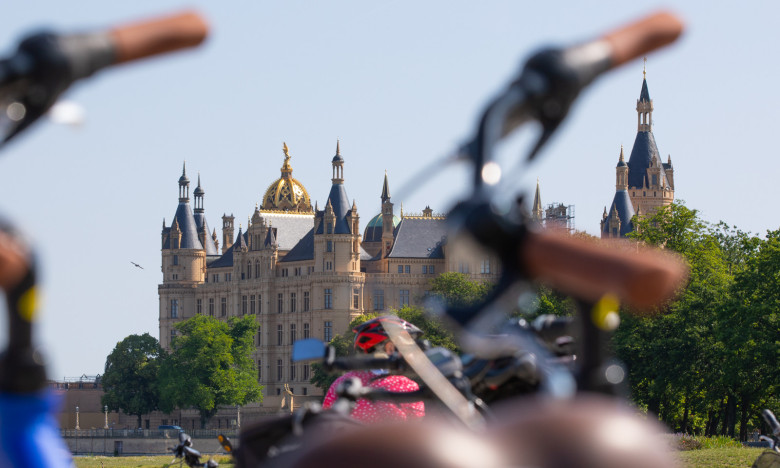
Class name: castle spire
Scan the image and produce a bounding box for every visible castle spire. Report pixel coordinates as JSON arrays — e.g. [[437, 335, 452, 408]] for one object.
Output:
[[193, 173, 205, 213], [637, 63, 653, 132], [532, 178, 543, 222], [381, 170, 391, 203], [331, 140, 344, 184], [178, 161, 190, 201]]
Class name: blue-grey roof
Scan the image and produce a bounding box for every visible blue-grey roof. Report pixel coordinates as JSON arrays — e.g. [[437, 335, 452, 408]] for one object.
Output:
[[360, 246, 373, 261], [279, 228, 314, 262], [207, 230, 248, 268], [235, 228, 247, 250], [167, 202, 203, 250], [639, 78, 651, 102], [256, 213, 314, 251], [602, 190, 635, 238], [208, 244, 234, 268], [627, 131, 667, 189], [387, 218, 447, 258], [193, 212, 219, 255], [315, 184, 351, 234]]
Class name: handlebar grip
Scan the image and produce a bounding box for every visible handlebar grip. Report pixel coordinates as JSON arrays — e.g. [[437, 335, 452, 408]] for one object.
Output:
[[601, 11, 684, 69], [520, 229, 687, 311], [0, 230, 30, 293], [763, 409, 780, 436], [110, 11, 208, 64]]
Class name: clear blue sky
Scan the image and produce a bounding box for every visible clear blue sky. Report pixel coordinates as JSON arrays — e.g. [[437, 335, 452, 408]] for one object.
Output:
[[0, 1, 775, 379]]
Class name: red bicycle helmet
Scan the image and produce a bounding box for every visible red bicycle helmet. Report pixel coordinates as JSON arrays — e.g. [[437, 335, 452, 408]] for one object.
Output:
[[353, 316, 423, 353]]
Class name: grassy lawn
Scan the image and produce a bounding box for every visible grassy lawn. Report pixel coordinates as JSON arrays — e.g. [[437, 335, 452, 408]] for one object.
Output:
[[679, 446, 766, 467], [75, 449, 771, 467], [74, 455, 234, 467]]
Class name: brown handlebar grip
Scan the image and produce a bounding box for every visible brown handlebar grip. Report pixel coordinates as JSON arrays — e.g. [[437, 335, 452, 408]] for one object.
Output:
[[0, 231, 30, 292], [521, 229, 688, 311], [602, 11, 684, 69], [110, 11, 208, 64]]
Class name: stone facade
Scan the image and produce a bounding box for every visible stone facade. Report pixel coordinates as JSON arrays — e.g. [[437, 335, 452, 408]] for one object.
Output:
[[158, 142, 501, 423]]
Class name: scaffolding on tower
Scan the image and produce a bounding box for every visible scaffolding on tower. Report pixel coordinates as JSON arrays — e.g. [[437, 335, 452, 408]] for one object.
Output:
[[544, 203, 575, 233]]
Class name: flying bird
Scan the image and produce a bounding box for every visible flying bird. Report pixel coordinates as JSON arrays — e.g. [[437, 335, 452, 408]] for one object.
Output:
[[131, 262, 144, 269]]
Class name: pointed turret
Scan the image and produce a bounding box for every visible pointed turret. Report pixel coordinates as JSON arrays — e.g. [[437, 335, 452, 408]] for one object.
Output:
[[235, 226, 248, 251], [170, 218, 181, 249], [317, 145, 351, 234], [192, 173, 219, 255], [531, 179, 543, 222], [167, 163, 203, 250], [178, 162, 190, 202], [193, 173, 205, 211], [615, 146, 628, 191], [331, 140, 344, 184], [381, 170, 390, 203]]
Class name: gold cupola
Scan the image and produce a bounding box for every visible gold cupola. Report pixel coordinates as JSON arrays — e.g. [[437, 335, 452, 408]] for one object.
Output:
[[261, 142, 314, 213]]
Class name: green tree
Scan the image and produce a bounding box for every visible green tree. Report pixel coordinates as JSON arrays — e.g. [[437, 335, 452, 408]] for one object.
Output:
[[617, 202, 734, 434], [429, 272, 492, 308], [717, 229, 780, 439], [101, 333, 163, 429], [158, 315, 263, 428]]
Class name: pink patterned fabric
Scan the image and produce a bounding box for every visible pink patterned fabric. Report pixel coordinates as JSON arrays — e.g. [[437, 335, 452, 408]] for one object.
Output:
[[322, 371, 425, 424]]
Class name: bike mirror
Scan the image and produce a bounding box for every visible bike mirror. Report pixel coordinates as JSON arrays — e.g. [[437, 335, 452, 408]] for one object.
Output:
[[218, 433, 233, 453], [292, 338, 327, 362]]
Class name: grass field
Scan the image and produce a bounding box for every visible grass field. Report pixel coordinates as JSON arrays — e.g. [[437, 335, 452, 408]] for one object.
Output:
[[75, 449, 769, 467], [74, 455, 233, 467], [678, 446, 766, 467]]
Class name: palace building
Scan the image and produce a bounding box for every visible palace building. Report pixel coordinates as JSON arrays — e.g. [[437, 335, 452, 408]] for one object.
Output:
[[158, 141, 501, 417], [601, 69, 675, 238]]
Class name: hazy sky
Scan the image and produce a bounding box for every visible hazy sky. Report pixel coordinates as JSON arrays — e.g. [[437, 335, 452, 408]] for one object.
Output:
[[0, 1, 776, 379]]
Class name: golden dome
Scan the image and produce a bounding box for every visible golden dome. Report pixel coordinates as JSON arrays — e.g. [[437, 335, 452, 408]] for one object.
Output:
[[261, 143, 313, 213]]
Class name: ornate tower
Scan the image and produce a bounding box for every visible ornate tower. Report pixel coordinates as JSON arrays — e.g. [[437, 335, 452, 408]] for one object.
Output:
[[625, 63, 675, 215], [601, 64, 675, 238], [222, 214, 235, 254], [159, 163, 208, 349]]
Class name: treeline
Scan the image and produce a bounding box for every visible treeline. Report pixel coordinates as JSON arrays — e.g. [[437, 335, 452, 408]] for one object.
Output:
[[101, 315, 262, 429], [612, 201, 779, 440]]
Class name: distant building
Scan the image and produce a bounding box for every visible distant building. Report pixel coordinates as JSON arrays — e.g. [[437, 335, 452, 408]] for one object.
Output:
[[530, 180, 575, 233], [158, 141, 501, 424], [601, 69, 675, 238]]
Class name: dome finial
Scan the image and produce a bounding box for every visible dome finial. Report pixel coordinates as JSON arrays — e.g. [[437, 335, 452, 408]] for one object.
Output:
[[281, 142, 293, 175], [336, 139, 340, 156]]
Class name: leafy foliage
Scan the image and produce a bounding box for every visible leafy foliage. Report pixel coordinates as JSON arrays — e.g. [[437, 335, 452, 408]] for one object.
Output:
[[158, 314, 263, 427], [614, 201, 780, 440], [101, 333, 163, 428], [429, 272, 493, 308]]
